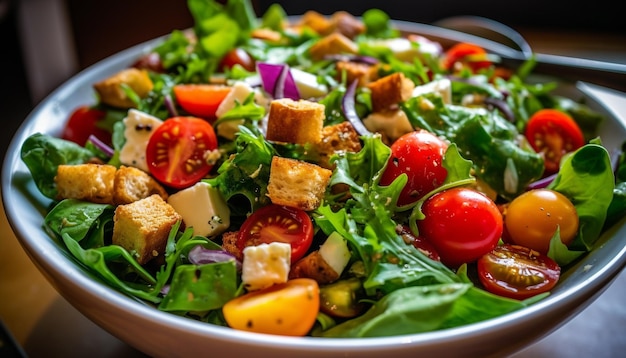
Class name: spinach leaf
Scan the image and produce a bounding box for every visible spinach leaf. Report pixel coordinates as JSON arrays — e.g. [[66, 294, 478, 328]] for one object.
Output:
[[21, 133, 94, 199]]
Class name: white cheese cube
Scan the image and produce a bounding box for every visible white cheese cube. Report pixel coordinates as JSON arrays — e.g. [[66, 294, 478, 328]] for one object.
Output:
[[318, 232, 351, 276], [412, 78, 452, 104], [362, 110, 413, 143], [167, 181, 230, 237], [290, 68, 328, 99], [215, 81, 269, 140], [119, 109, 163, 172], [367, 37, 441, 63], [241, 242, 291, 291]]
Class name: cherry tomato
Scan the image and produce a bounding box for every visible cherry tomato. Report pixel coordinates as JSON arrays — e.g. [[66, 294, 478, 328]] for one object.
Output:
[[222, 278, 320, 336], [504, 189, 579, 255], [477, 244, 561, 300], [237, 204, 314, 263], [131, 52, 165, 73], [417, 187, 503, 268], [525, 109, 585, 175], [61, 106, 111, 146], [145, 116, 218, 189], [441, 42, 492, 72], [219, 48, 255, 72], [379, 130, 448, 206], [396, 225, 440, 261], [173, 84, 232, 120]]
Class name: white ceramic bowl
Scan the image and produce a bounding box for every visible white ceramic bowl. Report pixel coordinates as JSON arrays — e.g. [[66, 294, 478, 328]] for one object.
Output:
[[3, 22, 626, 358]]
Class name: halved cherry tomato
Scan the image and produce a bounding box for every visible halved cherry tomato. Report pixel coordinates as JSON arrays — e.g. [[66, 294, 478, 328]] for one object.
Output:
[[173, 84, 232, 120], [525, 109, 585, 175], [237, 204, 314, 263], [441, 42, 492, 72], [504, 189, 579, 255], [379, 130, 448, 206], [417, 187, 503, 268], [61, 106, 111, 146], [219, 48, 255, 72], [477, 244, 561, 300], [222, 278, 320, 336], [145, 116, 217, 189]]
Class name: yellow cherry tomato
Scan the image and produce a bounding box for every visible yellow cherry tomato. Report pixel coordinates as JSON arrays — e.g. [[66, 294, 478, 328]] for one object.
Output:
[[222, 278, 320, 336], [504, 189, 579, 254]]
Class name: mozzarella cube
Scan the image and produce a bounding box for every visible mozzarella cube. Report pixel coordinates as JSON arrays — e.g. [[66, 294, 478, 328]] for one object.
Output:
[[119, 109, 163, 172], [167, 181, 230, 237], [367, 37, 440, 63], [290, 68, 328, 99], [241, 242, 291, 291], [412, 78, 452, 104], [318, 232, 351, 276], [215, 81, 269, 140]]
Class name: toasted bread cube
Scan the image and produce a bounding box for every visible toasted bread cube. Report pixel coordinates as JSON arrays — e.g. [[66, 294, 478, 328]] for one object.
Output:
[[316, 122, 362, 169], [112, 194, 182, 265], [267, 156, 332, 211], [221, 231, 242, 261], [336, 61, 379, 86], [309, 32, 358, 61], [266, 98, 325, 145], [298, 10, 333, 35], [55, 163, 117, 204], [113, 166, 168, 205], [367, 72, 415, 112], [329, 11, 365, 39], [93, 68, 153, 108], [289, 251, 339, 284]]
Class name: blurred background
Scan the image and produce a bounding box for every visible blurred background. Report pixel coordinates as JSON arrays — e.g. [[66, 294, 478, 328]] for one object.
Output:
[[1, 0, 625, 159]]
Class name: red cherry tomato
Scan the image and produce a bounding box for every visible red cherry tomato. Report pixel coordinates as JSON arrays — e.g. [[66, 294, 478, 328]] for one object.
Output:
[[61, 106, 111, 146], [396, 225, 440, 261], [237, 204, 314, 263], [145, 116, 218, 189], [173, 84, 232, 120], [477, 244, 561, 300], [441, 42, 492, 72], [379, 130, 448, 206], [219, 48, 255, 72], [525, 109, 585, 175], [417, 187, 503, 268]]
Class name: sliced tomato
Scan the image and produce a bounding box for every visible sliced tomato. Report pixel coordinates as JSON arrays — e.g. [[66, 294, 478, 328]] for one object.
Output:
[[396, 225, 440, 261], [441, 42, 492, 72], [222, 278, 320, 336], [237, 204, 314, 263], [61, 106, 111, 146], [477, 244, 561, 300], [219, 48, 255, 72], [145, 116, 218, 189], [525, 109, 585, 175], [173, 84, 232, 120]]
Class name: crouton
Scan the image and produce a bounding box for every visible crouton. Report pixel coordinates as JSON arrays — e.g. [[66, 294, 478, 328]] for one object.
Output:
[[298, 11, 333, 35], [266, 98, 325, 145], [315, 122, 362, 169], [289, 250, 339, 284], [336, 61, 379, 86], [221, 231, 242, 261], [93, 68, 153, 108], [367, 72, 415, 112], [329, 11, 365, 39], [113, 166, 168, 205], [309, 32, 358, 61], [55, 163, 117, 204], [267, 156, 332, 211], [112, 194, 182, 265]]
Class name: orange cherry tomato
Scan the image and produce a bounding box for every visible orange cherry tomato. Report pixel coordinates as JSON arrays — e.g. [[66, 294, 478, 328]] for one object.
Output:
[[145, 116, 218, 189], [237, 204, 314, 263], [173, 84, 232, 120], [477, 244, 561, 300], [441, 42, 492, 72], [525, 109, 585, 175], [222, 278, 320, 336]]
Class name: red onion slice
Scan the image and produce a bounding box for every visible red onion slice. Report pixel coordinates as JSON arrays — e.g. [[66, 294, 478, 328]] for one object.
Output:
[[188, 245, 241, 271], [87, 134, 114, 157], [341, 80, 371, 136]]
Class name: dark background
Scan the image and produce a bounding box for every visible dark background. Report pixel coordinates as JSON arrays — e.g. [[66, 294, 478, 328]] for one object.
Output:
[[2, 0, 624, 160]]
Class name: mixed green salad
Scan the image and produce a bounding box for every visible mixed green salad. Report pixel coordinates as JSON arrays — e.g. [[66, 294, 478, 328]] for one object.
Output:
[[20, 0, 626, 338]]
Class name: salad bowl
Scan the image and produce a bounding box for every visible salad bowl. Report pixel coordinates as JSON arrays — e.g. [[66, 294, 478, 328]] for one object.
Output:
[[3, 12, 626, 358]]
